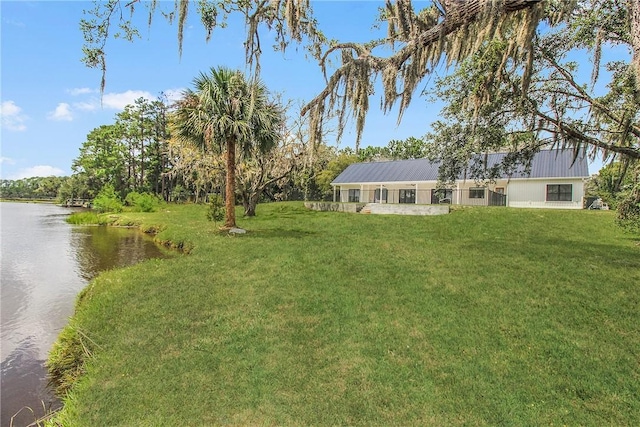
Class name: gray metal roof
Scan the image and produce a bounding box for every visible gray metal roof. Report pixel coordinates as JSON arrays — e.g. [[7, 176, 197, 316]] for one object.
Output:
[[331, 149, 589, 184]]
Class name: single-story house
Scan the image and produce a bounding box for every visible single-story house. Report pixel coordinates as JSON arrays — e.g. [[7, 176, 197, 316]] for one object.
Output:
[[331, 149, 590, 209]]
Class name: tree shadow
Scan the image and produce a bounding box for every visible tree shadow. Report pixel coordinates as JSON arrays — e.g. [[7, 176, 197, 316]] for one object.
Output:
[[240, 228, 318, 239]]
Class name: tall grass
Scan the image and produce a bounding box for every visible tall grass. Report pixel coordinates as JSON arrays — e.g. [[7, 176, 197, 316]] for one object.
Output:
[[48, 203, 640, 426], [65, 211, 106, 225]]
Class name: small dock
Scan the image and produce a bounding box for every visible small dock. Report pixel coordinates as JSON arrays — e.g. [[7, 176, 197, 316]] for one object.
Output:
[[62, 199, 92, 208]]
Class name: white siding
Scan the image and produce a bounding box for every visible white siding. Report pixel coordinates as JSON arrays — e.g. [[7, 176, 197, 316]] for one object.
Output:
[[506, 179, 585, 209], [337, 178, 585, 209]]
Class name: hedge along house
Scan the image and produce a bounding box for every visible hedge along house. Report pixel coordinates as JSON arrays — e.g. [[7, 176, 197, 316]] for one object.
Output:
[[331, 149, 590, 209]]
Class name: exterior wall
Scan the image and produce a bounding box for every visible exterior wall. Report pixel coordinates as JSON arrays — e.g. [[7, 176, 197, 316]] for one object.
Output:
[[337, 184, 425, 204], [455, 180, 509, 206], [506, 178, 585, 209], [336, 182, 505, 205], [367, 204, 449, 215], [305, 202, 449, 215], [304, 202, 366, 213], [335, 178, 584, 209]]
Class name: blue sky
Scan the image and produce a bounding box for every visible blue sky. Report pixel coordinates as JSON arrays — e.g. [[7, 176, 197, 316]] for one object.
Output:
[[2, 0, 442, 180], [0, 1, 622, 180]]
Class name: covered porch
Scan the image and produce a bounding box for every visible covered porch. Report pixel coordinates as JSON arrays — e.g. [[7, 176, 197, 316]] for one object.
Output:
[[332, 183, 507, 207]]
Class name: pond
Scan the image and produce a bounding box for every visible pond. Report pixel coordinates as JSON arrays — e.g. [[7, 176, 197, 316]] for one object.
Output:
[[1, 202, 170, 426]]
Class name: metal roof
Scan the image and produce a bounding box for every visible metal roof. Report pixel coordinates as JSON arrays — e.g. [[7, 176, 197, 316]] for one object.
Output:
[[331, 149, 589, 184]]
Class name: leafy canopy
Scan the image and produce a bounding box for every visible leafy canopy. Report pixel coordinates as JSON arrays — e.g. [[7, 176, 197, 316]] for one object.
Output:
[[424, 0, 639, 184], [172, 66, 284, 227], [82, 1, 582, 151]]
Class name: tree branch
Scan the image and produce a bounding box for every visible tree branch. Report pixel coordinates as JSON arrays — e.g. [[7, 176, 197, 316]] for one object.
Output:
[[302, 0, 544, 150], [536, 110, 640, 159]]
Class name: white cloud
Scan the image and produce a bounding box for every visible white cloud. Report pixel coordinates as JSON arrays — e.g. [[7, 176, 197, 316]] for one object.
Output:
[[47, 103, 73, 121], [4, 18, 25, 28], [1, 100, 28, 131], [0, 156, 16, 165], [68, 87, 97, 96], [10, 165, 66, 179], [102, 90, 154, 110], [66, 88, 183, 115], [73, 101, 99, 112], [71, 90, 155, 112], [163, 88, 185, 103]]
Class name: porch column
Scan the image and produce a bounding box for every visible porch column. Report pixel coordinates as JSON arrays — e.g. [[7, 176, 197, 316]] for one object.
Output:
[[456, 181, 461, 205], [415, 183, 418, 204], [380, 184, 383, 203], [333, 185, 336, 202]]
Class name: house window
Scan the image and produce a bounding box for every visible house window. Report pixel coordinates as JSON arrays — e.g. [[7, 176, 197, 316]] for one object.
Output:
[[469, 187, 486, 199], [399, 189, 416, 204], [546, 184, 572, 201], [348, 189, 360, 202], [374, 188, 388, 203], [431, 189, 452, 204]]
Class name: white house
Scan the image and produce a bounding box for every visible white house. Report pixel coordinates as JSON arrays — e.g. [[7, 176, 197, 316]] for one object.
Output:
[[331, 149, 590, 209]]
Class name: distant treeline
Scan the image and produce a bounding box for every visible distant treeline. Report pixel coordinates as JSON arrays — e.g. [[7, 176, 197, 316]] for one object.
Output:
[[0, 176, 68, 200]]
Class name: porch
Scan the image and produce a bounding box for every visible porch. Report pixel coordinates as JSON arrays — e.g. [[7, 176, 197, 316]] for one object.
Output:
[[333, 185, 507, 207]]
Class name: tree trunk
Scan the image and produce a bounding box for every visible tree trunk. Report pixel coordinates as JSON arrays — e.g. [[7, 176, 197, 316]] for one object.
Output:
[[241, 191, 250, 215], [244, 192, 260, 217], [631, 0, 640, 89], [140, 114, 144, 191], [224, 138, 237, 228]]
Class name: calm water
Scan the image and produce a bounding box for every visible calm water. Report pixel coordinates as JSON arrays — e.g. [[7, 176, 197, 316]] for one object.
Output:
[[1, 202, 169, 426]]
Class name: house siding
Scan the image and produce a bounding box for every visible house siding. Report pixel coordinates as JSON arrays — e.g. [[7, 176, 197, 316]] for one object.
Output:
[[506, 179, 585, 209], [335, 177, 585, 209], [332, 150, 589, 209]]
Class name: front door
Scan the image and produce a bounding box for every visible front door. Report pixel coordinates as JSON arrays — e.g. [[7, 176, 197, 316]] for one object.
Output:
[[374, 188, 388, 203]]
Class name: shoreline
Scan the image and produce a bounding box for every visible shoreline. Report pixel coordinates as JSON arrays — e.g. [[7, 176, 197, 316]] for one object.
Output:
[[44, 203, 640, 425]]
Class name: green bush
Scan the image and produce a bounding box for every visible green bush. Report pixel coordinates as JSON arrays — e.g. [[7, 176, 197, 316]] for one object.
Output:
[[617, 186, 640, 233], [125, 191, 162, 212], [92, 185, 123, 213], [171, 185, 189, 203], [206, 194, 225, 223]]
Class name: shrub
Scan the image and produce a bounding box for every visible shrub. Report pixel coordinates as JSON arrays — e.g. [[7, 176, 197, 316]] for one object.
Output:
[[206, 194, 225, 224], [125, 191, 162, 212], [92, 185, 123, 213], [171, 185, 189, 203], [617, 186, 640, 233]]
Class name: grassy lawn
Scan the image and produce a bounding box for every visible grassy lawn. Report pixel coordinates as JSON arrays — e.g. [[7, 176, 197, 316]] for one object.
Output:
[[50, 203, 639, 426]]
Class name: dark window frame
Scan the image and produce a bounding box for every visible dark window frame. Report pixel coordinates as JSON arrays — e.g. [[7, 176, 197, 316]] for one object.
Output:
[[348, 189, 360, 202], [469, 187, 486, 199], [546, 184, 572, 202], [399, 189, 416, 204]]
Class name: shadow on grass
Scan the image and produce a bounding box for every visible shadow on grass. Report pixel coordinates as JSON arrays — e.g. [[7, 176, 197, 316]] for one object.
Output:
[[242, 228, 319, 239], [620, 235, 640, 244], [465, 235, 640, 269]]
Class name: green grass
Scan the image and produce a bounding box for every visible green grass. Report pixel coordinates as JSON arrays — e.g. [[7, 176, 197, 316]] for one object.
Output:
[[65, 211, 108, 225], [48, 203, 640, 426]]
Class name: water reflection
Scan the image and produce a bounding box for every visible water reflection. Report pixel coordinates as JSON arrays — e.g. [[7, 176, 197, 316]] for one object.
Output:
[[1, 203, 170, 427], [71, 226, 170, 281]]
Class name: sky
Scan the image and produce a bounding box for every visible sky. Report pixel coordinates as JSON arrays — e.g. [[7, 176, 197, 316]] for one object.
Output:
[[0, 0, 625, 180]]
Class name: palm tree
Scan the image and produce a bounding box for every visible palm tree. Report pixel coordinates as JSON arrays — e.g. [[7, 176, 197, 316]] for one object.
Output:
[[174, 67, 282, 228]]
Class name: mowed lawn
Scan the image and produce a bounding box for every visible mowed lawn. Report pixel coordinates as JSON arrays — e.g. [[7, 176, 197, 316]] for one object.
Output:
[[51, 203, 639, 426]]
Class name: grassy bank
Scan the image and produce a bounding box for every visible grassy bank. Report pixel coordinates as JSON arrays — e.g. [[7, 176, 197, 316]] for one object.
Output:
[[49, 203, 639, 426]]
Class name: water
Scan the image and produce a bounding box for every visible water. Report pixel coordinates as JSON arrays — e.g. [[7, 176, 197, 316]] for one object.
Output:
[[1, 202, 169, 426]]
